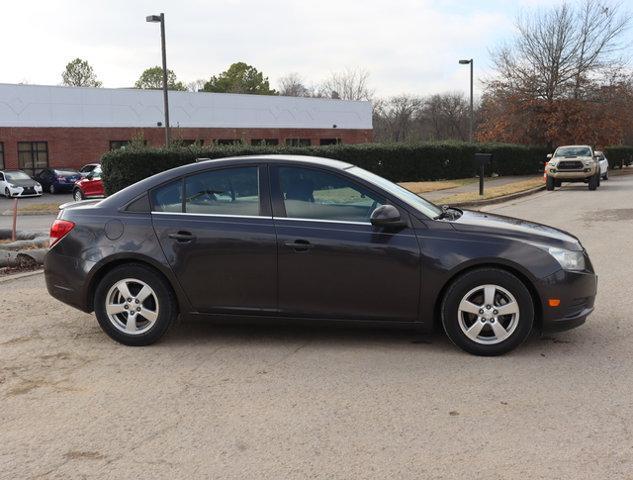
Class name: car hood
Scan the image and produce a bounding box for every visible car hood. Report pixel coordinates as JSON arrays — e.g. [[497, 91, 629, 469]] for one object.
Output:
[[450, 209, 582, 251], [7, 179, 38, 187]]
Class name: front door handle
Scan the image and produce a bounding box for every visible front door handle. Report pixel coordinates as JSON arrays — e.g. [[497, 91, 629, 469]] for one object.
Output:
[[168, 231, 195, 242], [284, 239, 313, 252]]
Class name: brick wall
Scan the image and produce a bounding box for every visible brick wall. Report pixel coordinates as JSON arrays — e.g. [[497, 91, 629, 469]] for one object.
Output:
[[0, 127, 372, 171]]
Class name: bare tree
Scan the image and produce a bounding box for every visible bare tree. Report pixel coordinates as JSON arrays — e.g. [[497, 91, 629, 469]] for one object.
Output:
[[187, 79, 207, 92], [278, 73, 314, 97], [373, 95, 424, 142], [318, 68, 374, 101], [489, 0, 631, 102], [422, 93, 471, 141]]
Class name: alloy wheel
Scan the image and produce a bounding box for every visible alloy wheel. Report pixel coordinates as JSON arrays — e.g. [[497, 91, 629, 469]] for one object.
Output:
[[457, 284, 519, 345], [105, 278, 160, 335]]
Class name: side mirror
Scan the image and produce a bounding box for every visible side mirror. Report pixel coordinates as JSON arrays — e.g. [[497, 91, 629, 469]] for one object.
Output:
[[370, 205, 406, 228], [546, 154, 553, 159]]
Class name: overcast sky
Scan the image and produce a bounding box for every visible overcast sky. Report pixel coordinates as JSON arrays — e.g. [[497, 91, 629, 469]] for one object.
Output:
[[1, 0, 630, 99]]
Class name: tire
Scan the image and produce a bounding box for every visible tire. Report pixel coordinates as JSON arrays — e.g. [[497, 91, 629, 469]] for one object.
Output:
[[588, 173, 599, 191], [49, 184, 56, 194], [4, 187, 9, 197], [546, 175, 555, 191], [94, 263, 177, 346], [73, 188, 84, 201], [441, 268, 534, 356], [554, 179, 562, 188], [602, 171, 608, 181]]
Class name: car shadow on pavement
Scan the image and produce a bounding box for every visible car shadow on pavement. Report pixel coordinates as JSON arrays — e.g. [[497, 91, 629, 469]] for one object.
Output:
[[159, 317, 577, 357]]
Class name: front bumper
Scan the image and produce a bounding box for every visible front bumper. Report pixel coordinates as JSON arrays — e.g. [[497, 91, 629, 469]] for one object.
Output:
[[546, 166, 596, 180], [536, 268, 597, 333], [6, 186, 43, 197]]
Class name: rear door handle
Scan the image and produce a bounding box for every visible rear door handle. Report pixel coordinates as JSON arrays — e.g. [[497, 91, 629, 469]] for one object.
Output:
[[284, 239, 313, 251], [168, 231, 195, 242]]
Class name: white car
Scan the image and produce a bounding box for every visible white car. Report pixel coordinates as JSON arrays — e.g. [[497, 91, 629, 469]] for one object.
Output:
[[594, 150, 609, 180], [0, 170, 43, 197]]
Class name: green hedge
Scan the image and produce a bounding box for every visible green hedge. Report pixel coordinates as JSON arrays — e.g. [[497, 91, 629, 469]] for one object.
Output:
[[604, 146, 633, 169], [101, 142, 555, 195]]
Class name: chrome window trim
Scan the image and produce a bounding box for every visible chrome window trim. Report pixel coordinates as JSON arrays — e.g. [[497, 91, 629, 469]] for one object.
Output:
[[274, 217, 371, 226], [151, 211, 371, 226], [151, 211, 270, 220]]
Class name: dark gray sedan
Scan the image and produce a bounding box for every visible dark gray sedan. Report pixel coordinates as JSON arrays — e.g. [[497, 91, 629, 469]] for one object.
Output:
[[44, 155, 597, 355]]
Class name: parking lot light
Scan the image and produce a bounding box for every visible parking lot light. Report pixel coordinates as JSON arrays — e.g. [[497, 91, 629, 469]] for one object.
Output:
[[146, 12, 170, 147], [459, 59, 474, 142]]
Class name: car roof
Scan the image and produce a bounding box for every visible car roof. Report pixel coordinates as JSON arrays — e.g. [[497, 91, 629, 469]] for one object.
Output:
[[0, 170, 27, 174], [196, 154, 352, 170], [555, 145, 592, 149]]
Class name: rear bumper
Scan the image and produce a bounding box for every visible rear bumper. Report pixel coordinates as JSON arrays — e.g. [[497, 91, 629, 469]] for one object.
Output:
[[44, 248, 94, 312], [536, 269, 597, 333]]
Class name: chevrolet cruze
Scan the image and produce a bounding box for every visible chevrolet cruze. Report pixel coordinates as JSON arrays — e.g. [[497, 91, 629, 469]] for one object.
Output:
[[44, 155, 597, 355]]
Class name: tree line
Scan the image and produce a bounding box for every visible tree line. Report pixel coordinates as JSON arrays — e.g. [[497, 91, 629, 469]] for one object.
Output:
[[58, 0, 632, 147]]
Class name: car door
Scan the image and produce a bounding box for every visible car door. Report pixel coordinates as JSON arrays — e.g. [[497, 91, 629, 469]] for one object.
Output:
[[150, 164, 278, 314], [271, 164, 421, 322], [85, 170, 102, 196], [36, 169, 51, 189]]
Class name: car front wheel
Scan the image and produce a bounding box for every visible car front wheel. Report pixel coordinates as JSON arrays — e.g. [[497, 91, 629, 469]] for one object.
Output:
[[441, 268, 534, 356], [546, 175, 555, 190], [49, 184, 56, 194], [73, 189, 84, 201], [94, 264, 177, 346], [588, 173, 599, 190]]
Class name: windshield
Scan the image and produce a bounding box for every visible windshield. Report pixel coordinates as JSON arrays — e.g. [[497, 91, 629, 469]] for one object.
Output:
[[54, 169, 79, 176], [347, 166, 443, 219], [5, 171, 31, 181], [554, 147, 592, 157]]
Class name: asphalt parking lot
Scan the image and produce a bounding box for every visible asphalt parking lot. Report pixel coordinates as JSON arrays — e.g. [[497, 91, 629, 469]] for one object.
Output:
[[1, 174, 632, 479]]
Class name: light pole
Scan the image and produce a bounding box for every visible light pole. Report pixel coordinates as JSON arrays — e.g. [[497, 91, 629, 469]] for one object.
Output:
[[459, 58, 473, 142], [146, 13, 170, 147]]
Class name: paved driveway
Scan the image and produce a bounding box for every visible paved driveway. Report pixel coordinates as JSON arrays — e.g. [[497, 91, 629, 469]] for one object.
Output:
[[1, 175, 632, 479]]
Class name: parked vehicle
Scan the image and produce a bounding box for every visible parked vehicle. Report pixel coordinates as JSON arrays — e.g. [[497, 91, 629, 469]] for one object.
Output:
[[594, 150, 609, 180], [45, 155, 597, 356], [545, 145, 601, 191], [73, 166, 105, 201], [0, 170, 43, 197], [79, 163, 101, 178], [35, 168, 82, 194]]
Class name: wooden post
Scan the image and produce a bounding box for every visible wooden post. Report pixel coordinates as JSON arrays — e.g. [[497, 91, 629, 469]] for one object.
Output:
[[11, 198, 18, 242]]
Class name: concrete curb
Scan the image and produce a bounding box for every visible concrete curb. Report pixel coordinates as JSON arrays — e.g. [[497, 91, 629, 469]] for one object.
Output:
[[0, 268, 44, 283], [451, 185, 547, 208]]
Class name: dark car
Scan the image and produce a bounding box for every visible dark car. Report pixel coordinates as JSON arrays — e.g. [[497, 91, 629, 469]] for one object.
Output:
[[35, 168, 82, 194], [44, 155, 597, 356]]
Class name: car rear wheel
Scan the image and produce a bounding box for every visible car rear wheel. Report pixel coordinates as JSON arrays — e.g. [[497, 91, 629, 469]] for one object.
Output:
[[94, 264, 177, 346], [73, 188, 84, 201], [441, 268, 534, 356], [546, 176, 555, 191]]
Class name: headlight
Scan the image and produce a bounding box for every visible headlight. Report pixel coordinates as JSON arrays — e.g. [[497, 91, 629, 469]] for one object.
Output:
[[548, 247, 585, 271], [9, 184, 17, 188]]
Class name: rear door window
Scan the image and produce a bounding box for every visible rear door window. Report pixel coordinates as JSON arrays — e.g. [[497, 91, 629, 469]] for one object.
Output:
[[184, 167, 260, 216], [151, 180, 183, 213]]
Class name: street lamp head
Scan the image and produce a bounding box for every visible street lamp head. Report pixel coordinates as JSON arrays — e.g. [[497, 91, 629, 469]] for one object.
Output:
[[146, 14, 162, 23], [459, 59, 472, 65]]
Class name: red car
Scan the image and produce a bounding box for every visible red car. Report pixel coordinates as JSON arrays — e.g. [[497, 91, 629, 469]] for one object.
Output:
[[73, 166, 105, 201]]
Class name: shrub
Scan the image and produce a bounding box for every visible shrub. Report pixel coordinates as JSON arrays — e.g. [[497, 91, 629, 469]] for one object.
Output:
[[100, 142, 555, 195], [604, 146, 633, 169]]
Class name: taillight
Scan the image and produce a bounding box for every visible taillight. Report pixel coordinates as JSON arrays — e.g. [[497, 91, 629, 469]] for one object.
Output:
[[50, 219, 75, 247]]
